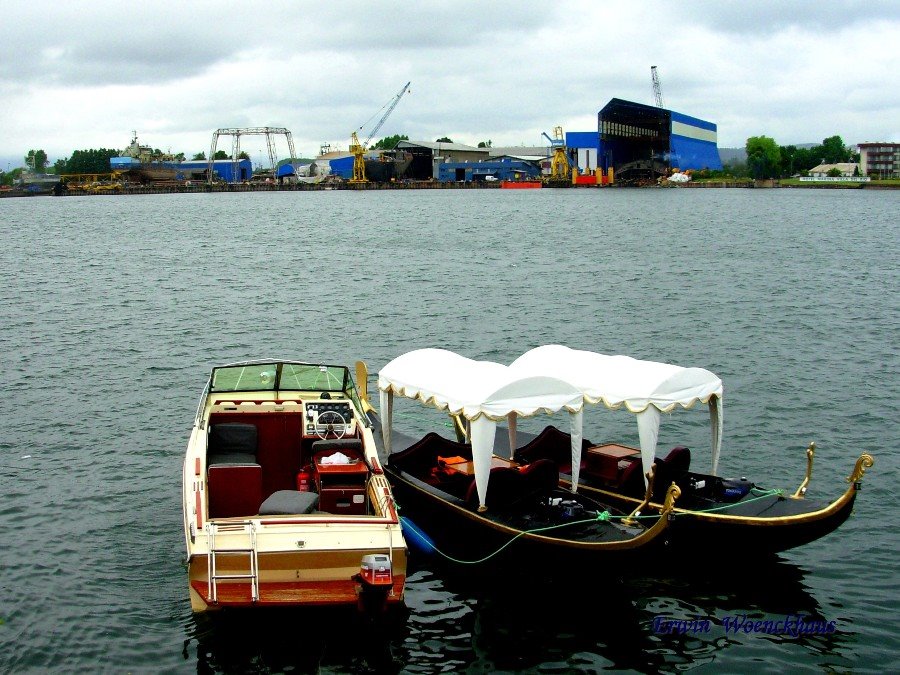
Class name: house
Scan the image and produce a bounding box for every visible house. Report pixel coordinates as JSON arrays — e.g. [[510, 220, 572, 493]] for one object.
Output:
[[808, 163, 860, 177]]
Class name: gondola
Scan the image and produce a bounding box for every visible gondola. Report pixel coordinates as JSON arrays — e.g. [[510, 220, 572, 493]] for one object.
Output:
[[467, 345, 874, 556], [373, 349, 681, 568]]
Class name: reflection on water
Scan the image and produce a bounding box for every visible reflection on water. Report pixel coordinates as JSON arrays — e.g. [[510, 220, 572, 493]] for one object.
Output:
[[187, 605, 411, 673], [184, 554, 844, 674]]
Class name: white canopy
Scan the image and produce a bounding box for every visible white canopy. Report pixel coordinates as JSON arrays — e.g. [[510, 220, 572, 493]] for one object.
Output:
[[378, 348, 585, 510], [510, 344, 724, 480]]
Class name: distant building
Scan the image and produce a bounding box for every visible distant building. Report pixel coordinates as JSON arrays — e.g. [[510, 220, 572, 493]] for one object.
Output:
[[178, 159, 253, 183], [597, 98, 722, 182], [809, 162, 860, 177], [858, 143, 900, 178], [395, 140, 487, 179], [565, 132, 600, 173], [436, 159, 540, 182]]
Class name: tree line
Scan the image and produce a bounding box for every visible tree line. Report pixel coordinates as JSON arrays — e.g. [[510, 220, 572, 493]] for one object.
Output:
[[734, 135, 855, 180]]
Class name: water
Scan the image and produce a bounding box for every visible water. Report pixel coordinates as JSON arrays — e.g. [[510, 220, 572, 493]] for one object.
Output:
[[0, 188, 897, 673]]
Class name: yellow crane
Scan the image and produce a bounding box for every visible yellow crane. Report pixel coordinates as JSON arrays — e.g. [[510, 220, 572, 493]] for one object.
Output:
[[350, 81, 411, 183], [542, 126, 570, 181]]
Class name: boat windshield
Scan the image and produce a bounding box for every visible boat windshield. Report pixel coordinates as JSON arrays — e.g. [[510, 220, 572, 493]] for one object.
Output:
[[210, 362, 350, 393]]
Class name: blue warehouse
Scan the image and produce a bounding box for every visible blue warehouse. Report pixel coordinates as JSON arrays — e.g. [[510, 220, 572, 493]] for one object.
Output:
[[437, 159, 540, 183], [179, 159, 253, 183], [571, 98, 723, 183]]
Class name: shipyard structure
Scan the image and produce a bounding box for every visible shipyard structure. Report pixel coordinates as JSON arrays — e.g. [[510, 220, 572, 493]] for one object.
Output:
[[100, 96, 723, 188], [594, 98, 722, 181]]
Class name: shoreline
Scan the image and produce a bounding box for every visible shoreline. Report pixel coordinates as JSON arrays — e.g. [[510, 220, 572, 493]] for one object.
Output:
[[1, 179, 897, 198]]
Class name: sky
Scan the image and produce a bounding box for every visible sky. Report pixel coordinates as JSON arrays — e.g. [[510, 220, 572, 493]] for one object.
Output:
[[1, 0, 898, 170]]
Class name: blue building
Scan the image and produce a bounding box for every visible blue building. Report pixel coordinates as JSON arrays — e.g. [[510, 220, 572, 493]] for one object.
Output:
[[596, 98, 722, 182], [564, 131, 602, 173], [437, 159, 540, 182], [178, 159, 253, 183]]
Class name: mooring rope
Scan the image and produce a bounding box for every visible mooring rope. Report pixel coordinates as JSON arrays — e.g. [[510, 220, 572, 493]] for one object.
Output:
[[398, 488, 786, 565]]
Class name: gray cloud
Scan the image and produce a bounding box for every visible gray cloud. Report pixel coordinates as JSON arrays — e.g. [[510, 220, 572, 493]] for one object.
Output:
[[1, 1, 897, 164]]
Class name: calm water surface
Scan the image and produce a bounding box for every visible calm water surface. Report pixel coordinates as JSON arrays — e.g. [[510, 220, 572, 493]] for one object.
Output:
[[0, 188, 897, 673]]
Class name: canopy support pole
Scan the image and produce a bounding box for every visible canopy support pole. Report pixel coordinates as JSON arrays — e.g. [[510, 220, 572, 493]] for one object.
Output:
[[507, 412, 517, 459], [636, 406, 661, 487], [379, 389, 393, 458], [709, 396, 723, 475], [470, 416, 497, 512], [569, 410, 584, 492]]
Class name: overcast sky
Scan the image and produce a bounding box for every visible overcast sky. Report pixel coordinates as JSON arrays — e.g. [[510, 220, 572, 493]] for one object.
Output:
[[2, 1, 898, 169]]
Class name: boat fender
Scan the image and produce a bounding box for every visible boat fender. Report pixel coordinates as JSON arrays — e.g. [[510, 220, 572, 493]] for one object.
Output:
[[400, 516, 436, 555]]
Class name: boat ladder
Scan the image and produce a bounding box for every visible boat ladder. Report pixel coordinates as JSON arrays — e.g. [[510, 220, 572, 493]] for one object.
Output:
[[206, 521, 259, 603]]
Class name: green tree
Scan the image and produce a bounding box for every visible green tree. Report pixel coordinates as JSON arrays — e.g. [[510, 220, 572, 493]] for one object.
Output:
[[792, 147, 815, 173], [477, 140, 492, 148], [435, 137, 453, 143], [826, 167, 843, 177], [25, 149, 48, 171], [1, 167, 24, 186], [372, 134, 408, 150], [238, 151, 250, 160], [57, 148, 120, 174], [213, 150, 230, 160], [820, 135, 850, 164], [192, 151, 206, 160], [745, 136, 781, 179]]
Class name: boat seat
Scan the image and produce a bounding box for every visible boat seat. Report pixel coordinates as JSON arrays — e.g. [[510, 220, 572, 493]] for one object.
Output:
[[259, 490, 320, 516], [663, 446, 691, 473], [464, 460, 558, 511], [519, 458, 560, 496], [208, 423, 258, 465], [389, 432, 472, 479], [466, 467, 523, 510], [513, 425, 590, 474], [617, 457, 647, 498], [650, 446, 692, 500]]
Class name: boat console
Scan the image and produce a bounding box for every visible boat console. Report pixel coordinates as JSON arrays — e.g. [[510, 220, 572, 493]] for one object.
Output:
[[303, 398, 357, 438], [203, 396, 371, 519]]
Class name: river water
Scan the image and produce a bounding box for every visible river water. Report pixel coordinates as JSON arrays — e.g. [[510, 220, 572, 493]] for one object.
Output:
[[0, 188, 897, 673]]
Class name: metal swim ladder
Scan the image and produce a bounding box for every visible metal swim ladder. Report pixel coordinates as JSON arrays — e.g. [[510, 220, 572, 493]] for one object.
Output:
[[206, 521, 259, 603]]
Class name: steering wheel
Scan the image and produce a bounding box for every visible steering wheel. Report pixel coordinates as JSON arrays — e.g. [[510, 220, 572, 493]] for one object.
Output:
[[315, 410, 347, 439]]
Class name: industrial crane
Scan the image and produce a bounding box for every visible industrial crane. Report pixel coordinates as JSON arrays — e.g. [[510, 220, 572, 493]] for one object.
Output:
[[350, 81, 411, 183], [542, 126, 570, 181], [651, 65, 665, 109]]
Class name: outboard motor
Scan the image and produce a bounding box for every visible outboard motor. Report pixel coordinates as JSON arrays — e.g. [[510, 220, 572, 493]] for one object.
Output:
[[354, 554, 393, 613]]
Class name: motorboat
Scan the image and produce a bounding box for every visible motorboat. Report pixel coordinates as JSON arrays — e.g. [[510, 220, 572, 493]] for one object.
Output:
[[495, 345, 873, 555], [373, 349, 681, 568], [182, 359, 407, 612]]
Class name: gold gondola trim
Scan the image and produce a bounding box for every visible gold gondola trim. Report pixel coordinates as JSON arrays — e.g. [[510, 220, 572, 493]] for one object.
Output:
[[791, 441, 816, 499], [622, 463, 658, 526], [571, 452, 873, 526], [847, 453, 874, 484]]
